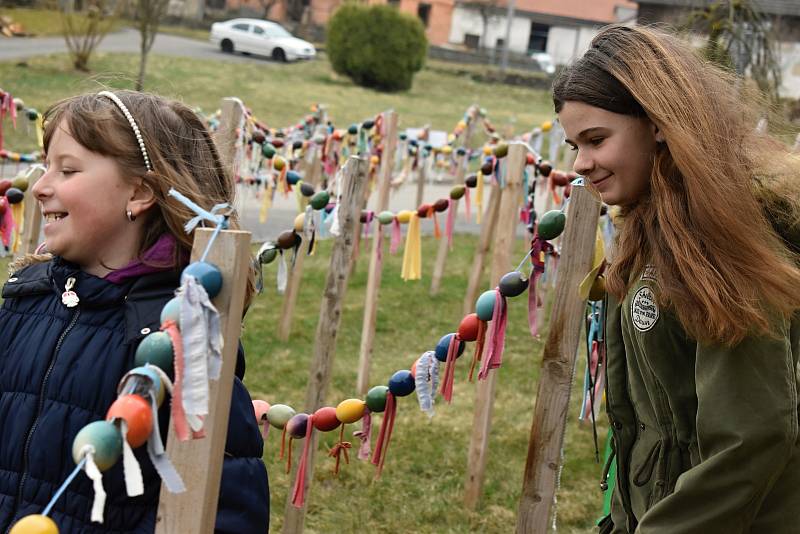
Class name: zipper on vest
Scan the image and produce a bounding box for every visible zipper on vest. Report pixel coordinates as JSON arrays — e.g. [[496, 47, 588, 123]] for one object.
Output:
[[9, 307, 81, 528]]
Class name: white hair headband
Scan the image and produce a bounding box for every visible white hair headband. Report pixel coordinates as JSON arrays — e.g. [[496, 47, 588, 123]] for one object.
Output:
[[97, 90, 153, 172]]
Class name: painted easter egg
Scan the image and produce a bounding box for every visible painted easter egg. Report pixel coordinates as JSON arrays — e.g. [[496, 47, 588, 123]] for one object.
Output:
[[294, 213, 306, 232], [286, 170, 301, 185], [493, 143, 508, 158], [476, 290, 497, 321], [537, 210, 566, 241], [0, 179, 11, 196], [271, 138, 285, 148], [258, 242, 279, 264], [313, 407, 341, 432], [273, 157, 287, 172], [499, 271, 529, 298], [347, 124, 358, 135], [252, 130, 266, 144], [12, 176, 28, 192], [377, 211, 394, 225], [286, 413, 310, 439], [127, 366, 165, 407], [526, 153, 535, 166], [300, 183, 315, 197], [396, 210, 413, 224], [26, 109, 38, 121], [267, 404, 296, 429], [482, 146, 492, 156], [5, 188, 24, 204], [262, 143, 276, 159], [134, 331, 174, 375], [536, 161, 552, 177], [457, 313, 481, 342], [8, 515, 59, 534], [360, 210, 371, 224], [388, 370, 415, 397], [0, 197, 8, 216], [182, 261, 223, 298], [362, 119, 375, 130], [480, 160, 494, 176], [399, 133, 408, 141], [292, 140, 303, 150], [541, 120, 553, 132], [277, 230, 301, 249], [434, 333, 465, 362], [252, 400, 271, 424], [335, 398, 366, 424], [456, 147, 467, 156], [310, 191, 330, 210], [441, 145, 453, 155], [106, 394, 153, 448], [465, 174, 478, 188], [366, 385, 389, 413], [433, 199, 449, 213], [160, 297, 181, 329], [416, 204, 432, 218], [72, 421, 123, 471], [450, 185, 465, 200], [551, 171, 569, 187]]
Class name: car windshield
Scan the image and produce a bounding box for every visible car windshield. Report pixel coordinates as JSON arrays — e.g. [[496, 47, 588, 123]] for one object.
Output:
[[264, 25, 292, 38]]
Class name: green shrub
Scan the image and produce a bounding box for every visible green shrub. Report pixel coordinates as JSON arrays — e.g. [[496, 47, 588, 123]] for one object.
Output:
[[327, 3, 427, 92]]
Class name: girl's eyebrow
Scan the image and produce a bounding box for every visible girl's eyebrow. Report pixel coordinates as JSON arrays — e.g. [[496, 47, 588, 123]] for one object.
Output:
[[564, 126, 607, 145]]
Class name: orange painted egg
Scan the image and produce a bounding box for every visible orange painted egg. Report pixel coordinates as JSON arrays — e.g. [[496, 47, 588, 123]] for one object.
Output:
[[106, 394, 153, 448]]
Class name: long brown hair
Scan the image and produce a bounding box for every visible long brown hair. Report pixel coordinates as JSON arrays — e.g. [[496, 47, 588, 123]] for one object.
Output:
[[553, 25, 800, 345], [41, 90, 256, 311]]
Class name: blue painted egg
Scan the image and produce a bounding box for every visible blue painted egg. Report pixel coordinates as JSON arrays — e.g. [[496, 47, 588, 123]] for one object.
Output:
[[182, 261, 223, 299], [388, 370, 415, 397], [286, 170, 301, 186], [72, 421, 123, 471], [160, 297, 181, 328], [435, 333, 465, 362], [476, 290, 497, 321]]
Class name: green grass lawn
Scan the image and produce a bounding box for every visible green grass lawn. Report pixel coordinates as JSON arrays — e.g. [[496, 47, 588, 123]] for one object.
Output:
[[244, 235, 605, 533], [0, 51, 553, 156]]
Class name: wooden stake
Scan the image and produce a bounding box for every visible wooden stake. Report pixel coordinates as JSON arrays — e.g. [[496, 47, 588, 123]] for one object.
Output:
[[793, 132, 800, 153], [462, 182, 502, 315], [155, 228, 252, 534], [213, 98, 243, 171], [464, 144, 525, 509], [515, 183, 601, 533], [430, 151, 467, 295], [355, 111, 398, 394], [415, 151, 427, 208], [282, 156, 369, 533], [19, 165, 44, 256]]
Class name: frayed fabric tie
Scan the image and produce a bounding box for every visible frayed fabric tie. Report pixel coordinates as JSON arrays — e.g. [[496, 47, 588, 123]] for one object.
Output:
[[328, 426, 352, 475], [414, 351, 439, 417], [163, 320, 191, 441], [370, 393, 396, 478], [390, 218, 402, 254], [478, 290, 508, 380], [354, 408, 372, 460], [445, 199, 456, 250], [142, 377, 185, 493], [291, 414, 315, 508], [119, 421, 144, 497], [439, 335, 462, 403], [82, 447, 107, 523], [468, 320, 487, 382]]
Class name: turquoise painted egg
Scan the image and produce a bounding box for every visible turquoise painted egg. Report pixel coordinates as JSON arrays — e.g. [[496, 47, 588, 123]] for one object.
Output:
[[388, 370, 415, 397], [499, 271, 529, 298], [286, 170, 301, 186], [127, 365, 165, 407], [267, 404, 296, 429], [366, 385, 389, 413], [72, 421, 122, 471], [435, 333, 465, 362], [286, 413, 310, 439], [310, 191, 330, 210], [134, 331, 174, 375], [538, 210, 566, 241], [182, 261, 223, 299], [377, 211, 394, 225], [160, 297, 181, 328], [476, 290, 497, 321], [262, 143, 276, 159]]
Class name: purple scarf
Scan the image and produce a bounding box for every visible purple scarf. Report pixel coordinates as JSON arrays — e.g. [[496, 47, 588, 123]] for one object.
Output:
[[105, 234, 181, 284]]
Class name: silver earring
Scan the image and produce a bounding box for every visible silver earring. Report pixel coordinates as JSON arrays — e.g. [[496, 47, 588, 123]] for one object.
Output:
[[126, 210, 136, 222]]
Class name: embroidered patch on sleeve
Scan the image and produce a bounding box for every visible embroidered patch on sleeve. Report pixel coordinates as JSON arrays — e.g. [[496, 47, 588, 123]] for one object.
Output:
[[631, 286, 659, 332]]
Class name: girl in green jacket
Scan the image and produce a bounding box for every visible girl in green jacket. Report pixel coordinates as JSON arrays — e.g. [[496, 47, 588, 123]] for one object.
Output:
[[553, 25, 800, 533]]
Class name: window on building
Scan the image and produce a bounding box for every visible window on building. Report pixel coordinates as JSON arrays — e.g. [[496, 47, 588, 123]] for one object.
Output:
[[528, 22, 549, 52], [387, 0, 400, 6], [464, 33, 480, 50], [206, 0, 225, 9], [496, 37, 504, 50], [417, 3, 431, 27]]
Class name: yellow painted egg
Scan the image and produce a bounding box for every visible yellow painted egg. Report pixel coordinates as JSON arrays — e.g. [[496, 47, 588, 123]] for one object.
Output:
[[293, 213, 305, 232], [482, 145, 492, 156], [541, 120, 553, 132], [335, 398, 366, 424], [370, 155, 380, 165], [396, 210, 413, 224], [9, 515, 59, 534], [441, 145, 453, 155]]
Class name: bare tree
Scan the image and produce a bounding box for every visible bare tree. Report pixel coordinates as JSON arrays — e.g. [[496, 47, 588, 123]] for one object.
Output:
[[685, 0, 782, 102], [461, 0, 500, 51], [60, 0, 123, 71], [133, 0, 170, 90]]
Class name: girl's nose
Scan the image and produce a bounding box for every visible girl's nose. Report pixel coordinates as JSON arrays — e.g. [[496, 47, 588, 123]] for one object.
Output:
[[573, 149, 594, 176], [31, 167, 53, 200]]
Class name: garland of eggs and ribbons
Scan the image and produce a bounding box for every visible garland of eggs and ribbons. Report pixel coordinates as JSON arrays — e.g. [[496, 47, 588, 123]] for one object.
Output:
[[252, 180, 590, 509], [0, 89, 43, 166], [8, 189, 238, 534]]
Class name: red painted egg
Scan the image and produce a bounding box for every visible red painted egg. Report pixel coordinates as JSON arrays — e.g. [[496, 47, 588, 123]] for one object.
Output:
[[313, 407, 341, 432], [458, 313, 481, 342], [433, 199, 449, 212], [417, 204, 432, 218]]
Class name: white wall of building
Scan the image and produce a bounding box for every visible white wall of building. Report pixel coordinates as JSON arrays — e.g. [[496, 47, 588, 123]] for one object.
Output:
[[448, 6, 600, 65], [780, 41, 800, 99]]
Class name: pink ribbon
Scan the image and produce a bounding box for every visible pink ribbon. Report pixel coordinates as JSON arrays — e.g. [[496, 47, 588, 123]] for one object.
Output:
[[464, 187, 472, 223], [478, 290, 508, 380], [291, 414, 315, 508], [354, 409, 372, 460], [163, 320, 191, 442], [371, 393, 396, 479], [389, 218, 402, 254], [1, 204, 15, 248], [439, 334, 461, 403]]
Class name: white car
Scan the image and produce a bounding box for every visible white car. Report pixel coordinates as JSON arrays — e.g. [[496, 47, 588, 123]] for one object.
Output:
[[210, 18, 316, 62], [530, 52, 556, 75]]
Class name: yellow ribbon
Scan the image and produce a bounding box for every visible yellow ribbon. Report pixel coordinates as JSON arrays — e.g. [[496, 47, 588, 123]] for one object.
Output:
[[475, 170, 484, 224], [401, 213, 421, 281], [11, 201, 24, 254], [259, 182, 273, 223], [578, 225, 606, 299]]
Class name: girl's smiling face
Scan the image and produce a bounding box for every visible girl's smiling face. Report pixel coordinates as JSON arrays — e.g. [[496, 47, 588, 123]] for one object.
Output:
[[34, 121, 145, 276], [558, 101, 662, 206]]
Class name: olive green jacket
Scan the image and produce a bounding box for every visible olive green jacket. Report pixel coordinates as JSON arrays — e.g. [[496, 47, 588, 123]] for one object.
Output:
[[604, 267, 800, 533]]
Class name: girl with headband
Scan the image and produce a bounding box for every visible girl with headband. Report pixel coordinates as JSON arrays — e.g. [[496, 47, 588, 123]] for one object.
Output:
[[0, 90, 269, 532], [554, 25, 800, 533]]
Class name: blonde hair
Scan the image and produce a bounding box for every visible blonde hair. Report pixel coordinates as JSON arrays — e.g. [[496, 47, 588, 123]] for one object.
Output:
[[554, 25, 800, 345], [41, 90, 256, 311]]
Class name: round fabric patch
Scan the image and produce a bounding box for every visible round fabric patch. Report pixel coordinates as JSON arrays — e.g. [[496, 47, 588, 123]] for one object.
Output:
[[631, 286, 659, 332]]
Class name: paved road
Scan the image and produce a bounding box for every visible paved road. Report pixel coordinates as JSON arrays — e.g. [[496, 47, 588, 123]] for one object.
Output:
[[0, 27, 286, 64]]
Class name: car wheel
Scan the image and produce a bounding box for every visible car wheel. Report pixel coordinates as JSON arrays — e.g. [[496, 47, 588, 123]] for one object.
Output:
[[221, 39, 234, 54], [272, 48, 287, 62]]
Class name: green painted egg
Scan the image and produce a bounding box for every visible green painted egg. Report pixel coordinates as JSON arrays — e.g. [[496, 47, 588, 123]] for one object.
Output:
[[267, 404, 296, 429], [377, 211, 394, 225], [72, 421, 123, 471], [538, 210, 566, 240], [310, 191, 330, 210], [366, 385, 389, 413], [493, 143, 508, 158], [134, 331, 174, 375], [450, 185, 465, 200], [475, 289, 497, 321], [11, 176, 28, 192], [262, 143, 276, 159], [160, 297, 181, 329]]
